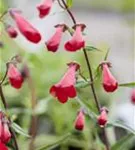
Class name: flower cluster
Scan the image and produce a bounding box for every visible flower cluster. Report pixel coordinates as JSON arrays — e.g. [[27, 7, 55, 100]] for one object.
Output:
[[1, 2, 134, 149], [4, 1, 120, 132]]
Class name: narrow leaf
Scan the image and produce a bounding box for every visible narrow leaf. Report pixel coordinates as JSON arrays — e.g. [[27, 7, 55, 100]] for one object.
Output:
[[11, 122, 30, 138], [75, 80, 90, 88], [111, 133, 135, 150], [85, 46, 101, 52], [37, 133, 71, 150], [107, 120, 135, 135], [104, 48, 110, 60], [119, 82, 135, 88]]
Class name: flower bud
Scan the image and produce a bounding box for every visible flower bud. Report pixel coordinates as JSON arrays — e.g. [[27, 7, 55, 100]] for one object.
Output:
[[0, 111, 11, 144], [131, 89, 135, 104], [98, 107, 108, 127], [7, 63, 24, 89], [101, 62, 118, 92], [6, 25, 18, 38], [9, 9, 41, 43], [37, 0, 54, 18], [74, 110, 85, 131]]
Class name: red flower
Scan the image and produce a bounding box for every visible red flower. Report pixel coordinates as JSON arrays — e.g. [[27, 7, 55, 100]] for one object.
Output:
[[6, 25, 18, 38], [98, 107, 108, 127], [9, 9, 41, 43], [50, 62, 80, 103], [65, 24, 86, 52], [46, 24, 66, 52], [102, 63, 118, 92], [7, 64, 24, 89], [0, 112, 11, 144], [74, 110, 85, 131], [0, 142, 8, 150], [37, 0, 53, 18], [131, 89, 135, 104]]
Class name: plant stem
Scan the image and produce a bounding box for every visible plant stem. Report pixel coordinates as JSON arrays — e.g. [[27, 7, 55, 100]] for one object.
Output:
[[27, 69, 38, 150], [83, 49, 101, 111], [59, 0, 110, 149]]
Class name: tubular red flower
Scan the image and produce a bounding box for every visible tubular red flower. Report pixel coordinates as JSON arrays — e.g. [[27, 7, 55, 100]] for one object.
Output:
[[6, 26, 18, 38], [98, 107, 108, 127], [131, 89, 135, 104], [37, 0, 53, 18], [102, 63, 118, 92], [9, 10, 41, 43], [50, 62, 80, 103], [0, 112, 11, 144], [46, 24, 66, 52], [65, 24, 86, 52], [7, 64, 24, 89], [0, 142, 8, 150], [74, 110, 85, 131]]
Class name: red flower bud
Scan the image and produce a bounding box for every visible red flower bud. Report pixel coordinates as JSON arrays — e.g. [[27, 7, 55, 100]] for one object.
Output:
[[98, 107, 108, 127], [37, 0, 53, 18], [131, 89, 135, 104], [6, 26, 18, 38], [102, 63, 118, 92], [9, 9, 41, 43], [0, 112, 11, 144], [0, 142, 8, 150], [74, 110, 85, 131], [65, 24, 86, 52], [7, 64, 24, 89], [46, 24, 66, 52], [50, 62, 80, 103]]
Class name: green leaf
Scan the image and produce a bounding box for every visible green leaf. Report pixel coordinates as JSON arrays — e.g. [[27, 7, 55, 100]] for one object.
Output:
[[111, 133, 135, 150], [11, 122, 31, 138], [36, 133, 71, 150], [104, 48, 110, 60], [66, 0, 73, 8], [119, 82, 135, 88], [85, 46, 101, 52], [75, 80, 90, 88], [107, 120, 135, 134]]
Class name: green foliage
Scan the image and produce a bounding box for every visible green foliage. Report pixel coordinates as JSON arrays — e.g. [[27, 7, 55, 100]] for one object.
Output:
[[111, 133, 135, 150], [66, 0, 73, 8], [119, 82, 135, 88]]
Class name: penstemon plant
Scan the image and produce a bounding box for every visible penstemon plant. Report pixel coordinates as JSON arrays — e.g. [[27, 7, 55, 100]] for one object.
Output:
[[0, 0, 134, 150]]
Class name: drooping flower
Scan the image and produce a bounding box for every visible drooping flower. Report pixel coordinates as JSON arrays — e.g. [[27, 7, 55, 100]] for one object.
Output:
[[50, 62, 80, 103], [6, 25, 18, 38], [101, 62, 118, 92], [46, 24, 67, 52], [131, 89, 135, 104], [65, 24, 86, 52], [0, 111, 11, 144], [98, 107, 108, 127], [0, 142, 8, 150], [37, 0, 53, 18], [9, 9, 41, 43], [74, 110, 85, 131], [7, 64, 24, 89]]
